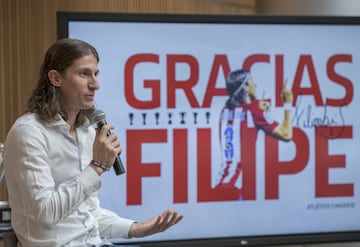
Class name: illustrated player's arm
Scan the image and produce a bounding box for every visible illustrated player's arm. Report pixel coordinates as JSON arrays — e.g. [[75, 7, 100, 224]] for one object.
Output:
[[272, 82, 293, 141]]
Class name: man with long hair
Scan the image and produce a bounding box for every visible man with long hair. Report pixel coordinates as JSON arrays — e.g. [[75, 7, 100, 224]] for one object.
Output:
[[217, 69, 293, 198], [3, 38, 183, 247]]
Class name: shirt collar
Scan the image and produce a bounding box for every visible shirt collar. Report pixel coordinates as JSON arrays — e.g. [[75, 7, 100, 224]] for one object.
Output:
[[43, 114, 91, 130]]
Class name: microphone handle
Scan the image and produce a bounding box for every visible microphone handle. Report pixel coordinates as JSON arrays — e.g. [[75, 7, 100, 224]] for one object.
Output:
[[113, 155, 126, 175], [97, 120, 125, 175]]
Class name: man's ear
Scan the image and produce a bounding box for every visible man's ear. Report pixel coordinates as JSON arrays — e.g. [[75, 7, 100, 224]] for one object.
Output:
[[48, 70, 61, 87]]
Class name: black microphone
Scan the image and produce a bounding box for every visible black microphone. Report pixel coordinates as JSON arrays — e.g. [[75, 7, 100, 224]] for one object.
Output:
[[92, 109, 125, 175]]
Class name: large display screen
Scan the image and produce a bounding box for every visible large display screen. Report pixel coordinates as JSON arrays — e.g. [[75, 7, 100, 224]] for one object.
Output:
[[58, 12, 360, 246]]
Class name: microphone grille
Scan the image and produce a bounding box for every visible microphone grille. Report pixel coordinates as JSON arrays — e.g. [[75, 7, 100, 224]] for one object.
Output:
[[92, 109, 106, 124]]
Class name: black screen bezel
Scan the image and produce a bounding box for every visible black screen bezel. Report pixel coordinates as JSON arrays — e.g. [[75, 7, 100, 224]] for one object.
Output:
[[57, 11, 360, 246]]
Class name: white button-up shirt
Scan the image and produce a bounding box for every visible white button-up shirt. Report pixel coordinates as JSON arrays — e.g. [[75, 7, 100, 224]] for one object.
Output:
[[3, 113, 134, 247]]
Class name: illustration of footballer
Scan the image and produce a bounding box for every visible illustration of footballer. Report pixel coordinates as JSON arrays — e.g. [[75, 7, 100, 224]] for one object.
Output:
[[217, 69, 293, 199]]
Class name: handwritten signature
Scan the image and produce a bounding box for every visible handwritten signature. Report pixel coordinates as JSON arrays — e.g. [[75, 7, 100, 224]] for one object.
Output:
[[293, 104, 345, 128]]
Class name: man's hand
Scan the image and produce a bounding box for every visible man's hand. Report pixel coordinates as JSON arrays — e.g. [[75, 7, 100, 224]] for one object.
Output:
[[129, 209, 184, 238], [282, 81, 293, 104], [91, 124, 121, 175]]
